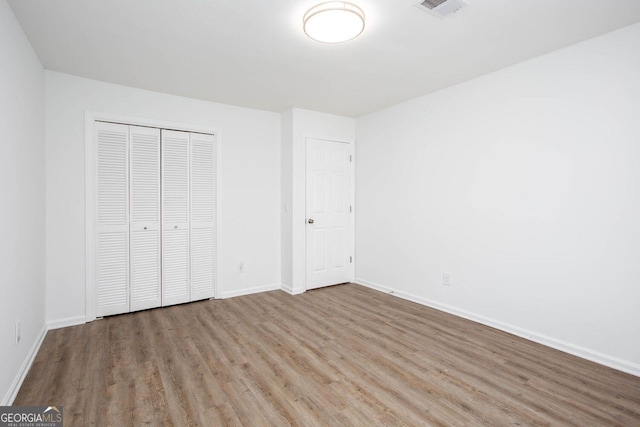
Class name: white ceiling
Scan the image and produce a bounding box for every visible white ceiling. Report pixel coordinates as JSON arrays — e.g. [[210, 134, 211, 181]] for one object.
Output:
[[8, 0, 640, 117]]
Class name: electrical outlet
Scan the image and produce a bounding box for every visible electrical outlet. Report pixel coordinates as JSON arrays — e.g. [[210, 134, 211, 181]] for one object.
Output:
[[443, 272, 452, 287], [15, 321, 21, 344]]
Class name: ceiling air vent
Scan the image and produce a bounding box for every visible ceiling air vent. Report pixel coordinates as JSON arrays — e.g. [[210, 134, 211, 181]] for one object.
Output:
[[415, 0, 469, 18]]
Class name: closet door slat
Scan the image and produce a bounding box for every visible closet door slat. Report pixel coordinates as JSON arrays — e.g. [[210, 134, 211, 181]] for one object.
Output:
[[95, 122, 130, 316], [130, 126, 162, 311], [162, 129, 191, 306], [190, 133, 216, 301]]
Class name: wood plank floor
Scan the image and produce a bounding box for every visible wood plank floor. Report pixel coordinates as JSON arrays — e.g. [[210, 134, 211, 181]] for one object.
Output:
[[15, 284, 640, 426]]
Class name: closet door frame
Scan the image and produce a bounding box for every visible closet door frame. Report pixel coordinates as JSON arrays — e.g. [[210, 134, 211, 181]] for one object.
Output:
[[85, 111, 220, 323]]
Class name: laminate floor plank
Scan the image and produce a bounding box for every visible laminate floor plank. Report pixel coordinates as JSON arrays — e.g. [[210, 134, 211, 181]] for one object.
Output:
[[14, 284, 640, 426]]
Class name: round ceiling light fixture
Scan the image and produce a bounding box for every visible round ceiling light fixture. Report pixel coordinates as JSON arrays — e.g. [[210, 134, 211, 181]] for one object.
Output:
[[303, 2, 365, 43]]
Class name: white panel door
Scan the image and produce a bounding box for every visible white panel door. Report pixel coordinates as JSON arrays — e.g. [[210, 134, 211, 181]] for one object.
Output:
[[130, 126, 161, 311], [162, 130, 190, 306], [305, 138, 353, 290], [95, 122, 130, 316], [190, 133, 216, 301]]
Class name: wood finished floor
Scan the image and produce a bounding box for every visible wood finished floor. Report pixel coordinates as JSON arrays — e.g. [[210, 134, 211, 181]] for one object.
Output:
[[15, 284, 640, 426]]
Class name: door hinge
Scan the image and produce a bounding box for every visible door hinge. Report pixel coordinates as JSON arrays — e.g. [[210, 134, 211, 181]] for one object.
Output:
[[350, 256, 353, 263], [349, 205, 352, 213], [349, 154, 352, 163]]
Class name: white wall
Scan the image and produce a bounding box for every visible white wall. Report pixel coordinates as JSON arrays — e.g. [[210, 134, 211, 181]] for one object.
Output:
[[281, 108, 355, 294], [45, 71, 281, 326], [0, 0, 46, 404], [355, 23, 640, 375]]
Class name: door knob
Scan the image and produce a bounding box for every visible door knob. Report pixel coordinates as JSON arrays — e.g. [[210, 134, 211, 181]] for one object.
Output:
[[308, 218, 314, 224]]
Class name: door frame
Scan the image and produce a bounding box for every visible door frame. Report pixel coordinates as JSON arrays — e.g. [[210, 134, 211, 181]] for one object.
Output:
[[84, 111, 221, 322], [303, 136, 355, 291]]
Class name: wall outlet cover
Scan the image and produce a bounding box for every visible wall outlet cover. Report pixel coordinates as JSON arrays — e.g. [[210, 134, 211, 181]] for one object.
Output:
[[443, 272, 452, 286]]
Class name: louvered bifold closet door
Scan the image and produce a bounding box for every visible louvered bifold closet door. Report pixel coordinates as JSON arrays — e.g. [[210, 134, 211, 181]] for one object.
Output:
[[162, 130, 191, 306], [190, 133, 216, 301], [130, 126, 161, 311], [95, 122, 130, 316]]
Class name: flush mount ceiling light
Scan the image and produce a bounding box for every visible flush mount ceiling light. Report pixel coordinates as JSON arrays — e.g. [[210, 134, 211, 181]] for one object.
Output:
[[303, 2, 365, 43]]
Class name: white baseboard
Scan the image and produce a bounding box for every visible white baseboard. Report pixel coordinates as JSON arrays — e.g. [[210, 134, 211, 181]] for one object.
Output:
[[220, 283, 281, 299], [354, 278, 640, 378], [1, 325, 47, 405], [47, 315, 86, 330], [280, 284, 306, 295]]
